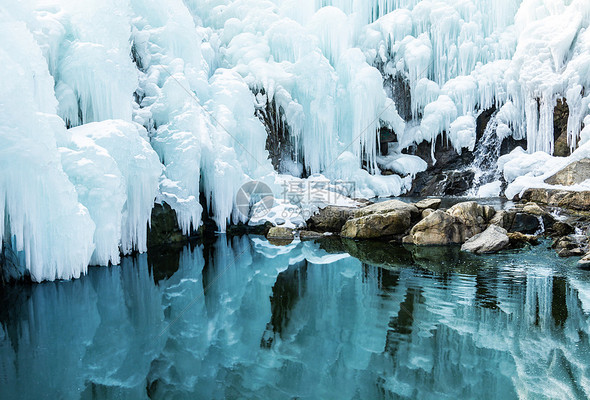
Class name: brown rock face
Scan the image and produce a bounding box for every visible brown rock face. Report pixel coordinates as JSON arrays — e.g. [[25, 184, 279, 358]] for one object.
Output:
[[447, 201, 489, 238], [408, 210, 465, 245], [553, 99, 573, 157], [521, 188, 590, 211], [267, 227, 294, 241], [341, 210, 413, 239], [544, 159, 590, 186]]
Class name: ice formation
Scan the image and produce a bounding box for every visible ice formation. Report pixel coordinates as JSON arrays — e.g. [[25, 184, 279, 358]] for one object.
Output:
[[2, 0, 590, 280]]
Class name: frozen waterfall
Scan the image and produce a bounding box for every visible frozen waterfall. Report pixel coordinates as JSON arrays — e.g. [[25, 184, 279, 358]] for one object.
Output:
[[2, 0, 590, 280]]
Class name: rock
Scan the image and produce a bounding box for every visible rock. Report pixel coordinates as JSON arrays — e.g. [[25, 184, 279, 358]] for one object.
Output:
[[509, 213, 541, 234], [579, 253, 590, 267], [482, 205, 496, 222], [508, 232, 539, 248], [521, 188, 590, 211], [354, 199, 419, 219], [299, 231, 324, 240], [341, 209, 413, 240], [461, 225, 510, 254], [552, 221, 575, 237], [415, 198, 441, 210], [557, 247, 585, 257], [308, 206, 356, 232], [553, 99, 572, 157], [447, 201, 488, 238], [422, 208, 435, 219], [551, 235, 587, 257], [148, 203, 187, 247], [489, 210, 516, 229], [522, 202, 547, 216], [545, 159, 590, 186], [408, 210, 464, 245], [267, 227, 294, 241]]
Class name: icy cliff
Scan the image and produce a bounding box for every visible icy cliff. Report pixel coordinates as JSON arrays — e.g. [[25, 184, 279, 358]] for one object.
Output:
[[1, 0, 590, 280]]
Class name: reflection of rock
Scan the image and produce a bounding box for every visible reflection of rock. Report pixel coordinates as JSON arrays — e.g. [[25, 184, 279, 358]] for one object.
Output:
[[340, 239, 414, 269], [262, 261, 308, 347], [461, 225, 509, 254], [308, 206, 356, 232]]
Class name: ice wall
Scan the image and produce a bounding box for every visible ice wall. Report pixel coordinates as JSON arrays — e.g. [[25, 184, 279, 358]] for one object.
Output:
[[3, 0, 590, 280]]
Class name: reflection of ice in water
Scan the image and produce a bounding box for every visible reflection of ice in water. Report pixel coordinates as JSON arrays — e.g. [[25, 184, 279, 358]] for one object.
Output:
[[1, 238, 590, 399]]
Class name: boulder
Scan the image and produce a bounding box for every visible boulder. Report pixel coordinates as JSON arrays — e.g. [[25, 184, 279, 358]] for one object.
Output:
[[267, 227, 295, 241], [308, 206, 356, 232], [415, 198, 442, 210], [509, 213, 541, 234], [447, 201, 488, 238], [522, 202, 547, 216], [551, 221, 575, 237], [407, 210, 464, 245], [461, 225, 510, 254], [354, 199, 419, 219], [422, 208, 435, 219], [489, 210, 516, 230], [544, 159, 590, 186], [299, 231, 324, 240], [341, 209, 413, 240], [508, 232, 539, 248], [579, 253, 590, 267]]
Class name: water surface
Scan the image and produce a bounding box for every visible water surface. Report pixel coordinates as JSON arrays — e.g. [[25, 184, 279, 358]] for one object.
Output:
[[1, 237, 589, 399]]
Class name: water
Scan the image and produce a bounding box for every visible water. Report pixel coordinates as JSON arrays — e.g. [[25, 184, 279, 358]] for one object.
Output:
[[1, 236, 590, 399], [468, 112, 503, 196]]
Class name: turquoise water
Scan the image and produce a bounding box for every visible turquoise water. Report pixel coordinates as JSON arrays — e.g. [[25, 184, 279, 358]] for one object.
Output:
[[1, 236, 589, 399]]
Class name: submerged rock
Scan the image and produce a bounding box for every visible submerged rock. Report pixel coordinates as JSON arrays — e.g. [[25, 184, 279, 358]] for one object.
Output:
[[461, 225, 510, 254], [299, 231, 324, 240]]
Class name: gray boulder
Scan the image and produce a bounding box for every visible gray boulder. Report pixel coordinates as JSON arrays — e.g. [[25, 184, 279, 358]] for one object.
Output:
[[461, 225, 510, 254]]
